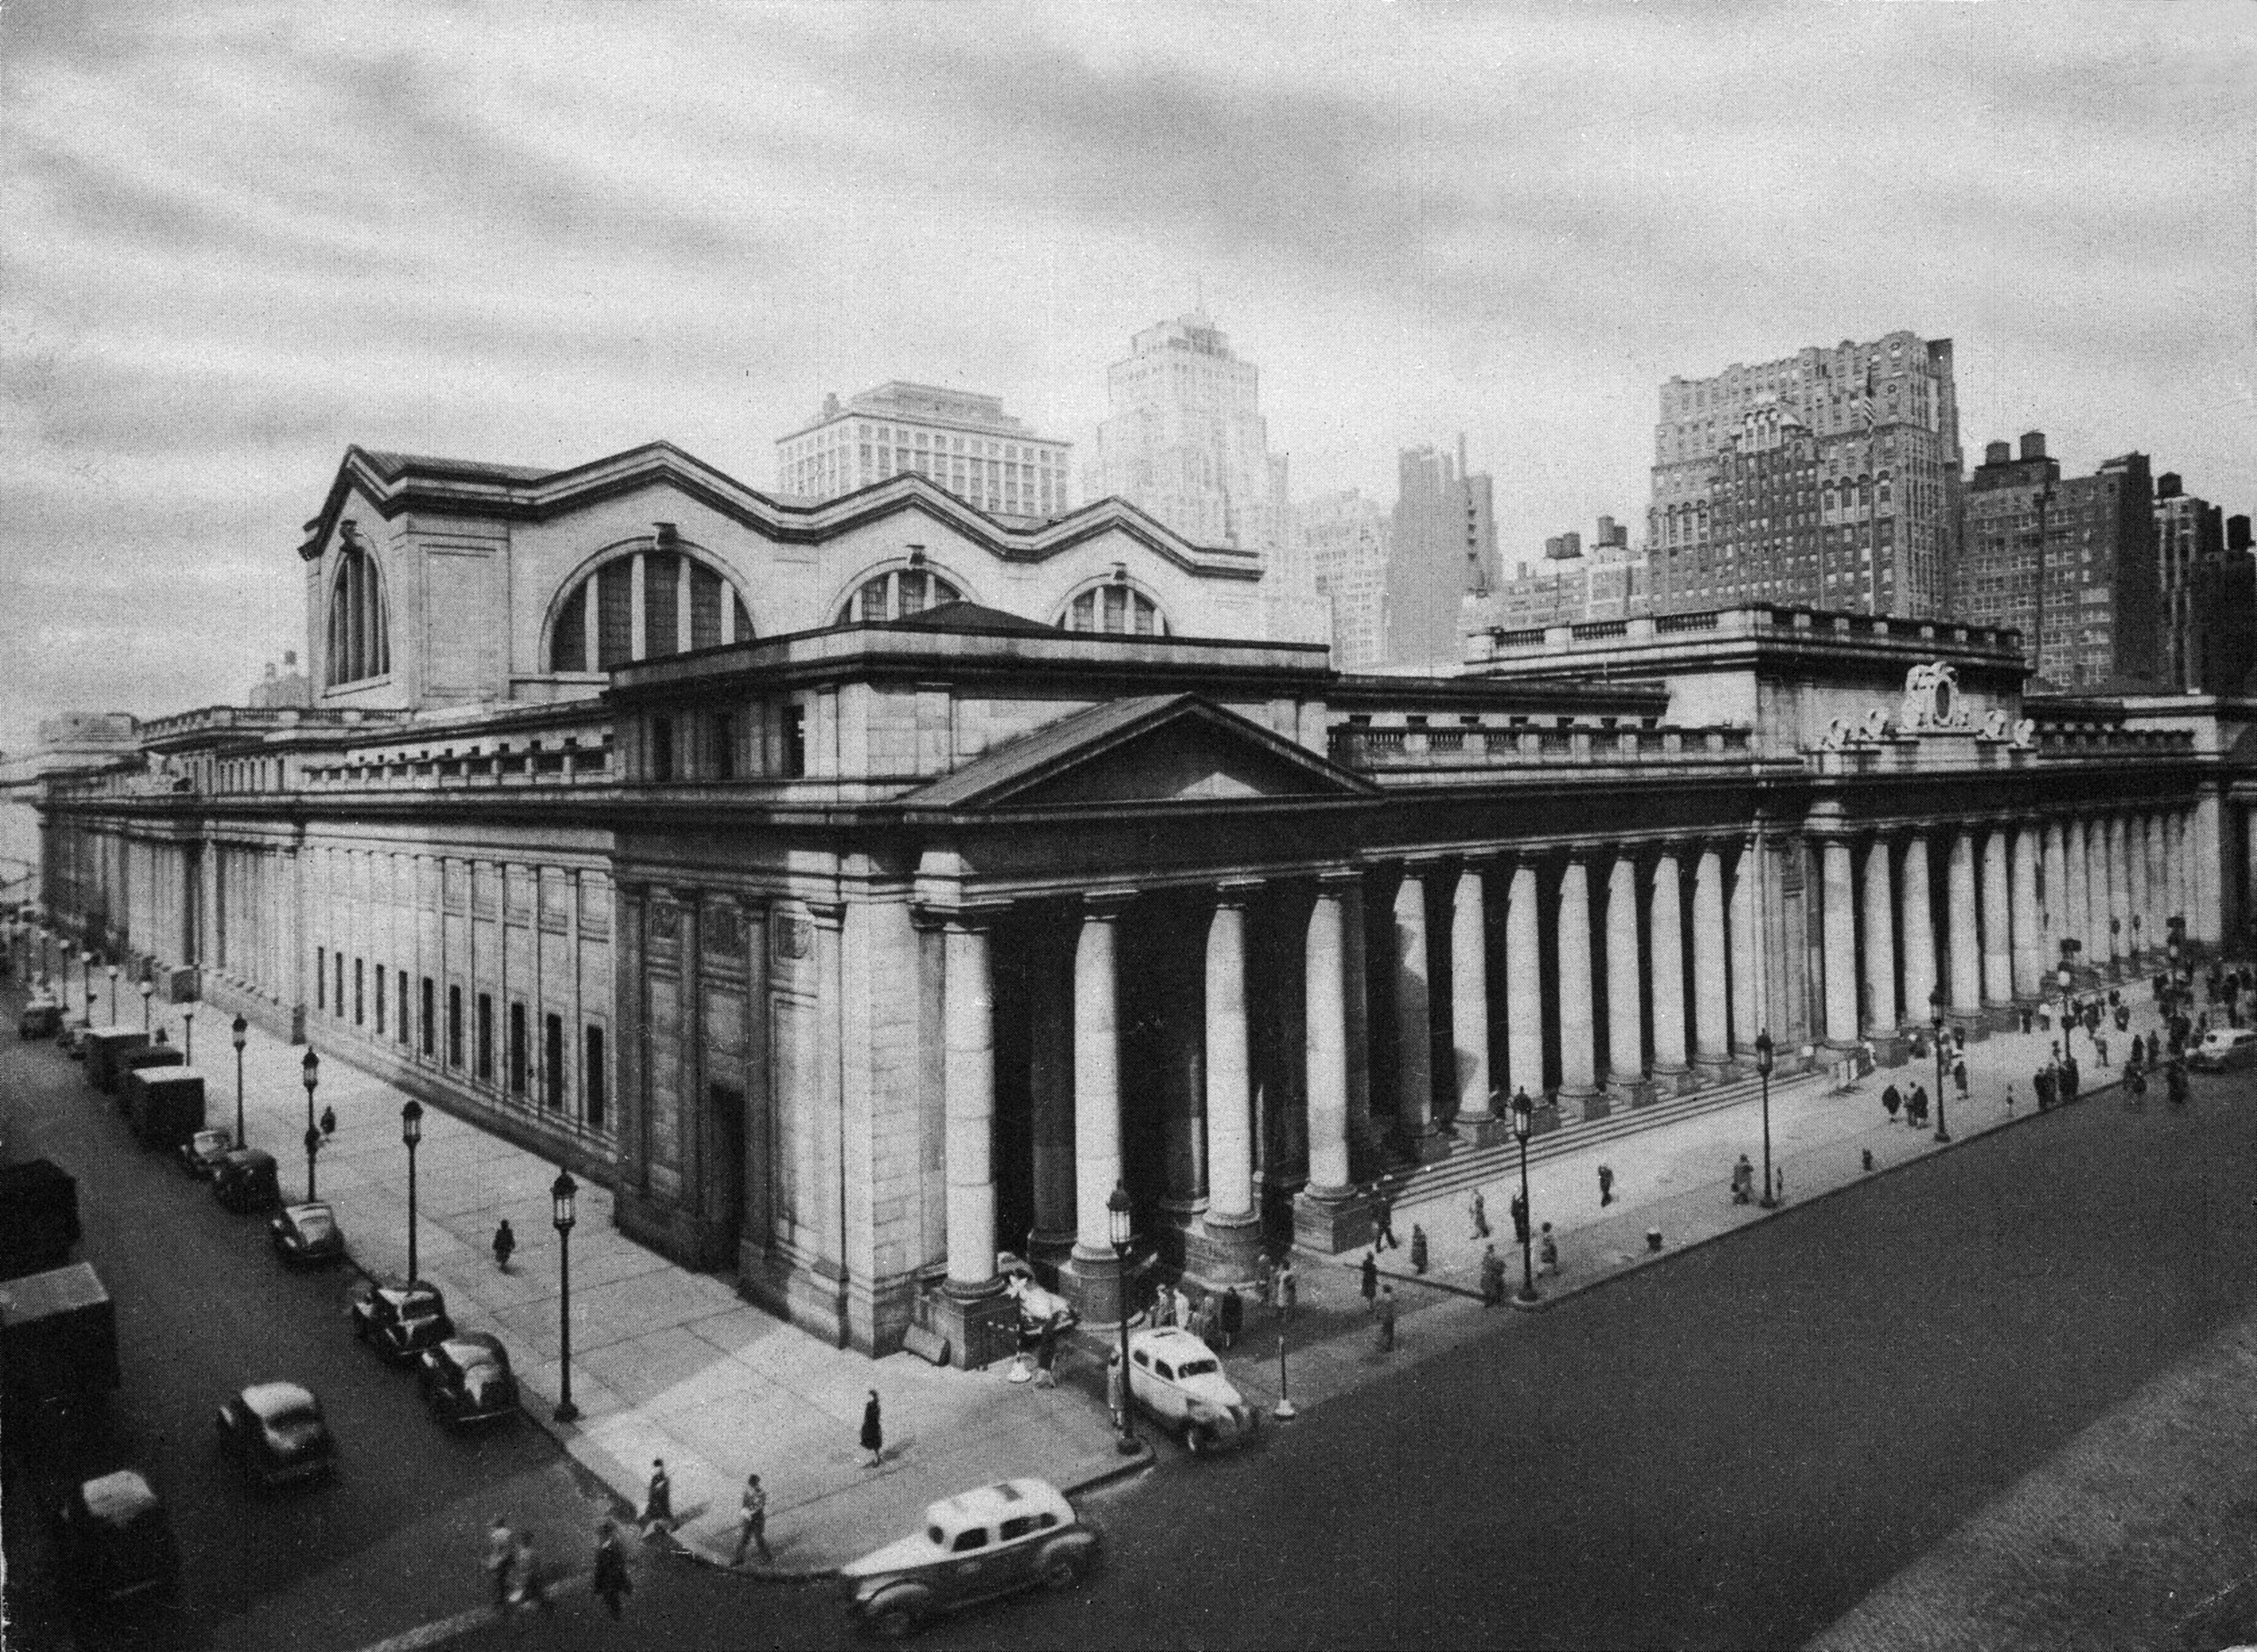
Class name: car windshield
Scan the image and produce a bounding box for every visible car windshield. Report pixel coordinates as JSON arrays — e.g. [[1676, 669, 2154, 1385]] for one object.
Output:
[[1176, 1356, 1219, 1377], [399, 1296, 443, 1321], [193, 1131, 228, 1153], [294, 1210, 335, 1239]]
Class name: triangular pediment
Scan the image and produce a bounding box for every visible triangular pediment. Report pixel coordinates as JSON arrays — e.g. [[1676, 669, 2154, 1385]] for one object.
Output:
[[905, 694, 1377, 812]]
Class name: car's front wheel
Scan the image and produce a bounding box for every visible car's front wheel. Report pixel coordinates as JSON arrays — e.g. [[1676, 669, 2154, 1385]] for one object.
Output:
[[1043, 1548, 1085, 1591], [869, 1594, 923, 1639]]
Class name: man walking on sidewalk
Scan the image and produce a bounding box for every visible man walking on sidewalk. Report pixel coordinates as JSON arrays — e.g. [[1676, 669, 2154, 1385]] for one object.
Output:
[[642, 1460, 673, 1538], [732, 1473, 773, 1567], [1375, 1285, 1397, 1353], [1598, 1164, 1616, 1206], [485, 1516, 515, 1616], [1360, 1250, 1378, 1305], [1469, 1188, 1490, 1240], [1370, 1184, 1399, 1251], [593, 1520, 632, 1619]]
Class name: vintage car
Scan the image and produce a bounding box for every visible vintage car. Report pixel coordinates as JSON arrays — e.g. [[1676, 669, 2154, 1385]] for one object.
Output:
[[211, 1148, 281, 1213], [18, 994, 64, 1040], [50, 1468, 180, 1606], [1126, 1326, 1259, 1453], [841, 1477, 1097, 1638], [215, 1382, 334, 1488], [268, 1201, 345, 1268], [2189, 1027, 2257, 1072], [177, 1128, 236, 1180], [351, 1277, 455, 1364], [418, 1332, 519, 1425]]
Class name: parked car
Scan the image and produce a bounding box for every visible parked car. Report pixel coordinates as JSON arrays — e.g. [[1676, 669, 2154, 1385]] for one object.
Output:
[[419, 1332, 519, 1425], [269, 1201, 345, 1268], [2189, 1028, 2257, 1072], [211, 1148, 280, 1213], [177, 1128, 236, 1180], [50, 1469, 180, 1606], [351, 1278, 454, 1364], [18, 995, 64, 1040], [215, 1382, 334, 1487], [841, 1477, 1097, 1639], [1125, 1326, 1259, 1454]]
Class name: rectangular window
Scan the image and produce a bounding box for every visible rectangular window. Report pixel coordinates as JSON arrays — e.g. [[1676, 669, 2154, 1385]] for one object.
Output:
[[476, 992, 493, 1082], [374, 964, 385, 1033], [509, 1001, 528, 1095], [316, 947, 326, 1010], [544, 1013, 564, 1109], [398, 971, 411, 1045], [644, 553, 679, 656], [585, 1026, 607, 1130], [354, 958, 364, 1025], [336, 953, 346, 1018], [651, 716, 674, 782], [782, 703, 807, 777], [596, 560, 634, 669], [447, 984, 463, 1067]]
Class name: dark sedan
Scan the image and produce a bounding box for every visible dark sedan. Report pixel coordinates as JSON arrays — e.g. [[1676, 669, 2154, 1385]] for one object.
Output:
[[211, 1147, 280, 1213], [216, 1382, 334, 1488], [176, 1127, 235, 1180], [268, 1201, 345, 1268], [51, 1468, 180, 1606], [419, 1332, 519, 1426], [351, 1278, 454, 1364]]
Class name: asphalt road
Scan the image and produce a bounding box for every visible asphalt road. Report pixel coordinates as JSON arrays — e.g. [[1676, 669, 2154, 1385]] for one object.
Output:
[[0, 996, 613, 1652], [442, 1054, 2257, 1652]]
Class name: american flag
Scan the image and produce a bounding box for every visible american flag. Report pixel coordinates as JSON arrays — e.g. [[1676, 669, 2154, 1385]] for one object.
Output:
[[1860, 362, 1879, 431]]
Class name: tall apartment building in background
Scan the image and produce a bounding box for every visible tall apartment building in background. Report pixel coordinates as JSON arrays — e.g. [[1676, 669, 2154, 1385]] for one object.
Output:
[[1386, 436, 1497, 665], [1959, 431, 2159, 689], [776, 383, 1071, 516], [1646, 330, 1963, 616], [2155, 475, 2255, 693], [1468, 516, 1647, 631], [1301, 488, 1392, 670]]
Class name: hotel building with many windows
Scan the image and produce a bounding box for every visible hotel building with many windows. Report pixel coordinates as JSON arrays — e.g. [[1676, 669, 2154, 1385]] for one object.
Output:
[[775, 382, 1071, 519]]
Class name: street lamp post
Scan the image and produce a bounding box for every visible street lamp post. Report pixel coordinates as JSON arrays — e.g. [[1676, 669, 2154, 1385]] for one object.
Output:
[[301, 1050, 320, 1200], [1272, 1276, 1296, 1424], [1512, 1088, 1541, 1306], [1107, 1182, 1137, 1454], [139, 972, 153, 1032], [182, 1003, 194, 1065], [1929, 987, 1952, 1144], [400, 1099, 424, 1281], [106, 962, 118, 1025], [303, 1125, 321, 1202], [552, 1170, 580, 1423], [1756, 1030, 1778, 1208], [78, 950, 91, 1021], [231, 1014, 248, 1147]]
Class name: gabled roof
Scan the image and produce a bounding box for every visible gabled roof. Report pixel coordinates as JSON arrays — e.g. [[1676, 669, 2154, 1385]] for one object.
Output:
[[296, 443, 1264, 583], [903, 693, 1377, 813]]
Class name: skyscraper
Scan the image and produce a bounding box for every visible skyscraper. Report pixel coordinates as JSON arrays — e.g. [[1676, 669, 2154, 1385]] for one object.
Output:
[[2153, 474, 2247, 692], [777, 383, 1071, 515], [1959, 432, 2159, 688], [1647, 330, 1963, 616], [1387, 436, 1497, 665], [1301, 488, 1392, 669]]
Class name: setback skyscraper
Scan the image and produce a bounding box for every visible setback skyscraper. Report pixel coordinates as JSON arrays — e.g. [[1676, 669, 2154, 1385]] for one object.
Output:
[[1387, 436, 1496, 665]]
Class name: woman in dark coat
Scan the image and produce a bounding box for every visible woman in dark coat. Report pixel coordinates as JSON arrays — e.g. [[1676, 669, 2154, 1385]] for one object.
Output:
[[1359, 1250, 1378, 1304], [861, 1390, 883, 1469]]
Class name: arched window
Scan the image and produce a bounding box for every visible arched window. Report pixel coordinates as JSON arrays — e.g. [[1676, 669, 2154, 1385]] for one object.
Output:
[[549, 542, 751, 671], [326, 539, 390, 687], [1056, 581, 1168, 636], [834, 565, 963, 625]]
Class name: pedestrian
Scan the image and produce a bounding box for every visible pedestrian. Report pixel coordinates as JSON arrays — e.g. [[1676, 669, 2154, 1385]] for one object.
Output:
[[1255, 1250, 1275, 1309], [1359, 1249, 1378, 1305], [2002, 1084, 2014, 1114], [1105, 1349, 1126, 1433], [1598, 1163, 1616, 1206], [1220, 1285, 1244, 1348], [2168, 1061, 2189, 1105], [731, 1473, 773, 1567], [2094, 1034, 2109, 1068], [1882, 1083, 1902, 1123], [1861, 1147, 1875, 1172], [1276, 1258, 1298, 1314], [1953, 1024, 1967, 1054], [485, 1516, 515, 1616], [2039, 1002, 2053, 1032], [2128, 1068, 2148, 1109], [1538, 1223, 1559, 1277], [1196, 1290, 1219, 1347], [1771, 1166, 1784, 1203], [511, 1529, 552, 1614], [2116, 1003, 2131, 1033], [861, 1389, 884, 1468], [1469, 1187, 1490, 1240], [1034, 1319, 1059, 1387], [2020, 1007, 2033, 1035], [1731, 1153, 1754, 1204], [1172, 1283, 1192, 1330], [1375, 1285, 1397, 1353], [642, 1459, 673, 1538], [592, 1519, 632, 1619], [492, 1218, 515, 1273], [1511, 1188, 1530, 1244], [1371, 1184, 1399, 1251], [1953, 1058, 1969, 1097], [2063, 1053, 2080, 1101], [1409, 1223, 1429, 1276], [1910, 1083, 1929, 1127], [1479, 1244, 1505, 1307]]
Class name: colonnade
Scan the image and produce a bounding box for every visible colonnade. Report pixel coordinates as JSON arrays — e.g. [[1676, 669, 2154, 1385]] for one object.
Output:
[[1814, 805, 2196, 1048]]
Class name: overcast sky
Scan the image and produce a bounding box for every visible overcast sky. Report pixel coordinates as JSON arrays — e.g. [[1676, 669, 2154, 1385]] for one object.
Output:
[[3, 0, 2252, 750]]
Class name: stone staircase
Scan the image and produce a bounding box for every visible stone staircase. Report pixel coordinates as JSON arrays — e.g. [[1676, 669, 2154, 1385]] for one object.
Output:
[[1378, 1065, 1826, 1210]]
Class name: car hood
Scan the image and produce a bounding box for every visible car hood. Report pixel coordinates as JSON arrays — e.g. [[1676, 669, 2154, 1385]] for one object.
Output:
[[840, 1534, 944, 1579], [1177, 1372, 1247, 1410]]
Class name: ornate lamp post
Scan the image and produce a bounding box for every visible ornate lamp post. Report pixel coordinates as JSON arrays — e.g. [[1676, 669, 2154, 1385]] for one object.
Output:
[[400, 1099, 424, 1281], [301, 1050, 320, 1200], [1272, 1265, 1297, 1424], [231, 1014, 248, 1147], [1107, 1182, 1137, 1454], [106, 961, 118, 1025], [1512, 1087, 1541, 1306], [79, 950, 92, 1020], [139, 971, 153, 1032], [551, 1169, 580, 1423], [1756, 1030, 1778, 1208], [1928, 987, 1952, 1144], [182, 1003, 195, 1065]]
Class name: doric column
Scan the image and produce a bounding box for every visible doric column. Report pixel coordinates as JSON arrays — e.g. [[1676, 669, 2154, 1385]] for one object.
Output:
[[1947, 828, 1982, 1019], [1294, 873, 1367, 1253], [1980, 824, 2013, 1007], [2173, 810, 2193, 931], [1391, 867, 1436, 1142], [1821, 838, 1859, 1045], [2194, 792, 2225, 944], [1605, 853, 1645, 1094], [1503, 860, 1544, 1104], [1729, 838, 1762, 1052], [1026, 913, 1076, 1270], [1898, 832, 1936, 1024], [1450, 863, 1493, 1124], [1341, 878, 1375, 1160], [942, 909, 1002, 1297], [2041, 819, 2066, 975], [2084, 815, 2111, 972], [1649, 848, 1688, 1075], [1692, 843, 1731, 1070], [1070, 890, 1131, 1315], [1555, 857, 1599, 1102], [1860, 836, 1897, 1037], [1202, 886, 1255, 1227], [2121, 814, 2146, 959], [2101, 814, 2125, 972], [2011, 824, 2043, 999], [2063, 816, 2091, 963]]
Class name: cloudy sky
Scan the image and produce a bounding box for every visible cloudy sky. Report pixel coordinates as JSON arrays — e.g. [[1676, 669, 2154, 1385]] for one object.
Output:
[[3, 1, 2251, 749]]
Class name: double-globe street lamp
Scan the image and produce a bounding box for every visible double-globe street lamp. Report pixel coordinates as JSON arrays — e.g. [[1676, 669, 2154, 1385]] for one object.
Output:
[[1928, 987, 1953, 1145], [1107, 1182, 1137, 1454], [552, 1169, 580, 1423], [301, 1049, 321, 1200], [400, 1099, 424, 1281], [1756, 1030, 1778, 1208], [231, 1014, 248, 1148], [79, 950, 92, 1022], [1511, 1086, 1541, 1307]]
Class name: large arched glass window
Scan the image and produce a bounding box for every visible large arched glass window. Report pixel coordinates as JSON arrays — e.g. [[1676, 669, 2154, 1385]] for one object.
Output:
[[1056, 581, 1168, 636], [835, 565, 963, 625], [550, 545, 752, 671], [327, 540, 390, 687]]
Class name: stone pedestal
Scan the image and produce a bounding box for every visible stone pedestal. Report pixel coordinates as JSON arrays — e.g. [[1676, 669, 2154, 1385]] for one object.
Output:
[[1183, 1212, 1266, 1286], [1291, 1184, 1372, 1254], [1610, 1077, 1657, 1110], [1578, 1092, 1613, 1122], [1403, 1127, 1453, 1165], [926, 1284, 1017, 1373], [1061, 1246, 1133, 1327], [1868, 1032, 1909, 1068]]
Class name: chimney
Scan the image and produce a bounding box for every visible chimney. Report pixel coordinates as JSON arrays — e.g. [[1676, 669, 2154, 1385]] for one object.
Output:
[[2231, 515, 2252, 553], [1984, 440, 2012, 466], [2156, 472, 2183, 501], [2018, 431, 2047, 462]]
